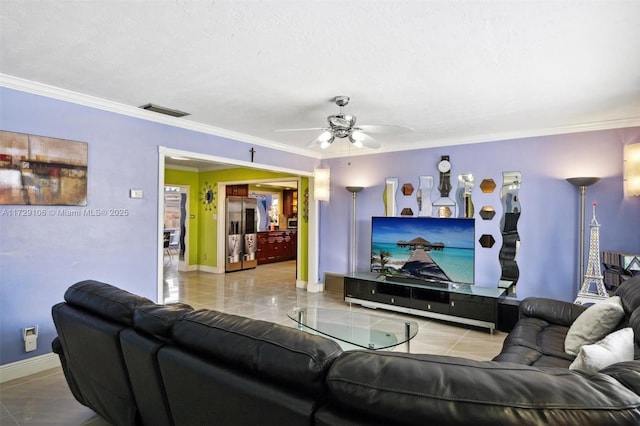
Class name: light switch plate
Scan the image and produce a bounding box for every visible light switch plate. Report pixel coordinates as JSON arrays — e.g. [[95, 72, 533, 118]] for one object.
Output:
[[130, 189, 143, 199]]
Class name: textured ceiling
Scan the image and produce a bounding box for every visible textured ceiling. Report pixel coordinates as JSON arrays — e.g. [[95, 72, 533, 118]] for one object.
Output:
[[1, 1, 639, 159]]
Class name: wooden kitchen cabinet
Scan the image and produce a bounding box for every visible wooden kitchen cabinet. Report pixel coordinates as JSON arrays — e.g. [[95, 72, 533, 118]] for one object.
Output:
[[257, 230, 297, 264], [226, 184, 249, 197], [282, 190, 298, 217]]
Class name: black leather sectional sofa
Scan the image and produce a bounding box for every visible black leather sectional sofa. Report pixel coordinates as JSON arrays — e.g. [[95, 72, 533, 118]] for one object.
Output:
[[52, 276, 640, 425]]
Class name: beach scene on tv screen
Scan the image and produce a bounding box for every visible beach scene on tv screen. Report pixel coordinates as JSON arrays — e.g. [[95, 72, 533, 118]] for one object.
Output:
[[371, 217, 475, 284]]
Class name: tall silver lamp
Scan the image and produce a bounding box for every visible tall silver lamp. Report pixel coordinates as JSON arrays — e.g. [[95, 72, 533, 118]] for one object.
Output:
[[566, 177, 601, 293], [346, 186, 364, 275]]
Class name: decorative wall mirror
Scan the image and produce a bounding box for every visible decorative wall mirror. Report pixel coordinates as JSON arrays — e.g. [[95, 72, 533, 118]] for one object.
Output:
[[417, 176, 433, 217], [480, 178, 496, 193], [383, 177, 398, 216], [200, 181, 216, 211], [400, 207, 414, 216], [456, 174, 475, 218], [499, 171, 522, 285], [479, 206, 496, 220], [401, 183, 414, 196]]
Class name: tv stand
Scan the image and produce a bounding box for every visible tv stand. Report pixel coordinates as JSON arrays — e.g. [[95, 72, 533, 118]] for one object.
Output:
[[386, 275, 449, 288], [344, 273, 506, 333]]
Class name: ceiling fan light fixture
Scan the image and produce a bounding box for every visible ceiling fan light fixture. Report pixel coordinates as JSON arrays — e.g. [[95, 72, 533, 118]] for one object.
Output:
[[281, 95, 410, 150], [318, 130, 333, 142], [320, 139, 333, 149], [349, 131, 365, 148], [328, 114, 356, 130]]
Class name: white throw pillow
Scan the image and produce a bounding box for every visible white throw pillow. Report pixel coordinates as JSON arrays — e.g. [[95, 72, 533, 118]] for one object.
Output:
[[569, 327, 634, 371], [564, 296, 625, 355]]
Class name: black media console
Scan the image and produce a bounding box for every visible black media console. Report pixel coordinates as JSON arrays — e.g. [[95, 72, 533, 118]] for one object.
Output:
[[344, 273, 506, 333]]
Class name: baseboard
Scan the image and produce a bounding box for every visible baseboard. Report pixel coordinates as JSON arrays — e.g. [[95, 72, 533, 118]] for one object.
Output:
[[0, 353, 61, 383], [306, 280, 324, 293], [198, 264, 222, 274], [179, 263, 199, 272]]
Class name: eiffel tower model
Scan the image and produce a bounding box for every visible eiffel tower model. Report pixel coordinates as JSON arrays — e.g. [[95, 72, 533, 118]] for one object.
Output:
[[574, 202, 609, 305]]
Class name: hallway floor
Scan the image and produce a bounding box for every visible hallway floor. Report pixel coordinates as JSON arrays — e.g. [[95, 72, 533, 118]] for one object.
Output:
[[1, 260, 507, 425]]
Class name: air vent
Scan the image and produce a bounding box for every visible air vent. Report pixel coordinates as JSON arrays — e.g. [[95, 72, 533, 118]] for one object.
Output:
[[139, 103, 190, 118]]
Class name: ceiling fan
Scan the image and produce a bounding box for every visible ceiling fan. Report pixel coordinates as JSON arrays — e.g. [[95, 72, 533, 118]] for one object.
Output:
[[277, 96, 414, 149]]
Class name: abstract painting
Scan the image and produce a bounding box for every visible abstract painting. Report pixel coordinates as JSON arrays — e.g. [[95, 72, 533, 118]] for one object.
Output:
[[0, 131, 88, 205]]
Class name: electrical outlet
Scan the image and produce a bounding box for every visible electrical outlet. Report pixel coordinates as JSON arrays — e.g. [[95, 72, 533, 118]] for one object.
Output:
[[23, 326, 38, 352], [203, 254, 207, 260]]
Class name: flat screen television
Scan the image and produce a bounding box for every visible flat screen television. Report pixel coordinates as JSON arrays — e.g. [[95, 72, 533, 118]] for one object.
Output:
[[370, 216, 475, 286]]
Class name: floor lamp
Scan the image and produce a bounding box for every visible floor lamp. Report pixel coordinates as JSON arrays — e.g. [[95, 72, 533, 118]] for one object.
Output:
[[566, 177, 601, 293], [346, 186, 364, 275]]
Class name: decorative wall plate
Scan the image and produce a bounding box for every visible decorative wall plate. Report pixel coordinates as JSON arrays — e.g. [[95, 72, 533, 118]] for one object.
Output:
[[201, 181, 216, 211]]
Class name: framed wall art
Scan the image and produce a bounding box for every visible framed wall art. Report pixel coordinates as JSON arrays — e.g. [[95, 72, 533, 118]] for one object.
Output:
[[0, 131, 88, 205]]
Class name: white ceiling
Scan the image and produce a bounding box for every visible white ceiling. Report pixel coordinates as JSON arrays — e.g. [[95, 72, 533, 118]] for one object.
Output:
[[2, 1, 639, 159]]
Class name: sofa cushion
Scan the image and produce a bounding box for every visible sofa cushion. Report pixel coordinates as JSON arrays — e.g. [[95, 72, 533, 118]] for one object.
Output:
[[564, 296, 625, 355], [172, 309, 343, 397], [64, 280, 153, 326], [493, 317, 574, 367], [569, 327, 634, 372]]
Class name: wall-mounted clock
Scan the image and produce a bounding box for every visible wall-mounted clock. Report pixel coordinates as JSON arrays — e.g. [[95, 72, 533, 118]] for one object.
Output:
[[433, 155, 456, 217], [437, 155, 452, 197], [438, 157, 451, 173], [201, 181, 216, 211]]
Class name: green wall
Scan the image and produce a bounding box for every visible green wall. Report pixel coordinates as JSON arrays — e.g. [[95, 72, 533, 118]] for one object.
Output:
[[298, 176, 309, 281], [165, 167, 309, 282]]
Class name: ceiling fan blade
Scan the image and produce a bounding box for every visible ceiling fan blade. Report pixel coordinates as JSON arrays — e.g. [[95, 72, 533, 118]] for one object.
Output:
[[305, 135, 324, 147], [357, 124, 414, 134], [359, 133, 381, 149], [275, 127, 325, 132]]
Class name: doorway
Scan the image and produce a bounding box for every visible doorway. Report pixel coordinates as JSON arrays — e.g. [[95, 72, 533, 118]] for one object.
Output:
[[220, 180, 299, 275], [157, 146, 321, 303]]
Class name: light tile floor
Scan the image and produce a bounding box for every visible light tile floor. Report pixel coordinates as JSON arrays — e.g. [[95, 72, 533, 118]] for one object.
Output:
[[1, 259, 507, 425]]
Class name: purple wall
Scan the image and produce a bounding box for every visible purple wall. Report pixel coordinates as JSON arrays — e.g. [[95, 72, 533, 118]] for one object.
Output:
[[319, 128, 640, 302], [0, 87, 317, 365], [1, 85, 638, 367]]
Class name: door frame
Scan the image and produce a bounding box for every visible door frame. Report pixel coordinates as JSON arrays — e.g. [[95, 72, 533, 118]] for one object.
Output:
[[157, 146, 320, 302], [217, 178, 302, 286]]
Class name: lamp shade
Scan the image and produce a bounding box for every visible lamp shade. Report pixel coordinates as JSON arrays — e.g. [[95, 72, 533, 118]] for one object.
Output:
[[566, 177, 601, 188], [624, 143, 640, 197], [314, 168, 330, 201]]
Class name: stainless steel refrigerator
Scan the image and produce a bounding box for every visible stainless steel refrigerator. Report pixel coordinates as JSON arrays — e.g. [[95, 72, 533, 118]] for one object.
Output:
[[226, 196, 258, 271]]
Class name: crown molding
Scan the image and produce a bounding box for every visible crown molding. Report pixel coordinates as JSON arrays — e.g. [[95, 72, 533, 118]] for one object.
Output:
[[318, 117, 640, 159], [0, 74, 321, 160], [2, 74, 637, 161]]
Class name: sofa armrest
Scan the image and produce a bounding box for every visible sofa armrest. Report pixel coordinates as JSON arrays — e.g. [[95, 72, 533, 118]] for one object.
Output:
[[519, 297, 587, 327]]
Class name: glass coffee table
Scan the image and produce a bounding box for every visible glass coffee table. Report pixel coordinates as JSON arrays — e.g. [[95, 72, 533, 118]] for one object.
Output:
[[287, 307, 419, 351]]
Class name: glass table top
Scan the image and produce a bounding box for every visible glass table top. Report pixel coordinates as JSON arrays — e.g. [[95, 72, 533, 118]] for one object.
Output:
[[287, 307, 419, 351]]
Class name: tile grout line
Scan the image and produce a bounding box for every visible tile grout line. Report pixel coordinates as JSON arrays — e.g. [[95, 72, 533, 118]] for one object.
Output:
[[444, 328, 469, 355]]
